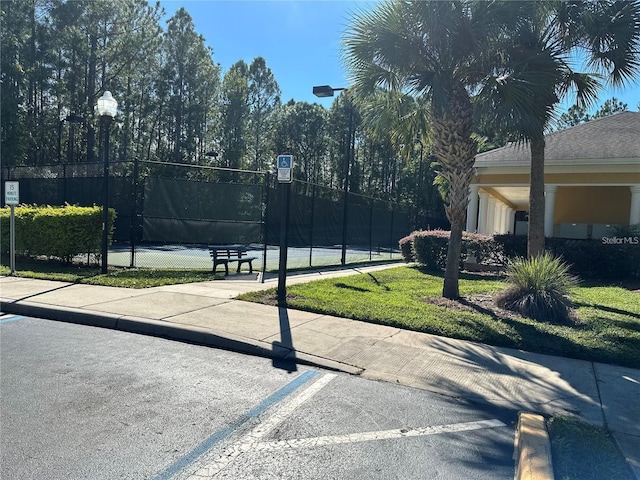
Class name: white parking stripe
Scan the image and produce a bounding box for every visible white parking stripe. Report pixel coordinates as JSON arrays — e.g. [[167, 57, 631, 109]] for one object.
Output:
[[243, 373, 337, 442], [187, 373, 337, 479], [252, 419, 507, 451]]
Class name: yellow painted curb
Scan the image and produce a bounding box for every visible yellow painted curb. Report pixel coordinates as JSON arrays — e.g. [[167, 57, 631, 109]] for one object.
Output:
[[514, 412, 554, 480]]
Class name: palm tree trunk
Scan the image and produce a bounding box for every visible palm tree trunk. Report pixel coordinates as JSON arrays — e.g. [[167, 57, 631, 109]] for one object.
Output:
[[443, 219, 464, 298], [528, 133, 545, 257], [441, 166, 474, 298], [432, 85, 477, 299]]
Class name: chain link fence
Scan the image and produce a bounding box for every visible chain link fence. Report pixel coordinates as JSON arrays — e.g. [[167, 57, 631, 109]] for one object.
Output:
[[2, 161, 449, 271]]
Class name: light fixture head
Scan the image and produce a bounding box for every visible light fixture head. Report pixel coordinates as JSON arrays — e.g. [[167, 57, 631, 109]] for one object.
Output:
[[96, 91, 118, 118], [313, 85, 339, 98]]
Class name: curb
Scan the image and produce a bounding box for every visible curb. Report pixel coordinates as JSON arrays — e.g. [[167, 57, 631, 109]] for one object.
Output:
[[0, 300, 364, 376], [514, 412, 554, 480]]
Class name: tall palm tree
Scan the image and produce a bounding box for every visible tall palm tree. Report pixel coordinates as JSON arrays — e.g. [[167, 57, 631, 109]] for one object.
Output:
[[478, 0, 640, 257], [344, 0, 506, 298]]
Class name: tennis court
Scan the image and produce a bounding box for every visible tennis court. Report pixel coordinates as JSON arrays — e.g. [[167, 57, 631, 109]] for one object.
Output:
[[108, 243, 402, 272]]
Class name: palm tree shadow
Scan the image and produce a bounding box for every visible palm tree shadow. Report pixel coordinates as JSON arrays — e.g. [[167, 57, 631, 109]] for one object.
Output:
[[415, 334, 607, 427], [458, 297, 499, 319]]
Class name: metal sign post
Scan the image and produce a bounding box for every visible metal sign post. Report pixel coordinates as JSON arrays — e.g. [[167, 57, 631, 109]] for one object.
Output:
[[276, 155, 293, 305], [5, 181, 19, 274]]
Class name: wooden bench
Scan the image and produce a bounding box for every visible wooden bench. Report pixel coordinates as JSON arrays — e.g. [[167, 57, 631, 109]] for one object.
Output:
[[209, 245, 257, 275]]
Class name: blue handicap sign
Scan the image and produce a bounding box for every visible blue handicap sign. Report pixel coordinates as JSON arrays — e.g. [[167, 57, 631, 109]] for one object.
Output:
[[278, 155, 292, 168]]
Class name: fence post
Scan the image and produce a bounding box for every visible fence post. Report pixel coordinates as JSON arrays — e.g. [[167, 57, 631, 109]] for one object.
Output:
[[341, 189, 349, 265], [309, 183, 316, 268], [130, 157, 139, 268], [389, 204, 395, 259], [260, 172, 270, 282], [369, 198, 374, 261]]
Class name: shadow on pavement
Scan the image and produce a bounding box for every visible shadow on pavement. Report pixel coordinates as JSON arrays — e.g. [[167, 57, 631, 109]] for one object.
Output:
[[272, 306, 297, 373]]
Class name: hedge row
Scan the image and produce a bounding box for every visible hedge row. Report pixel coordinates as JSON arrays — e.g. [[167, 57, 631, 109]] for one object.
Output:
[[0, 204, 116, 262], [400, 229, 640, 279], [399, 229, 502, 270]]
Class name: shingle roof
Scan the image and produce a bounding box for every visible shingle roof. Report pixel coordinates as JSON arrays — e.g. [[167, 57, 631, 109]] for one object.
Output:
[[474, 111, 640, 165]]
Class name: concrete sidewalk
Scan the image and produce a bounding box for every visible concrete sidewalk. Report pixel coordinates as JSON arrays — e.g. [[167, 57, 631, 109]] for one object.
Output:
[[1, 265, 639, 479]]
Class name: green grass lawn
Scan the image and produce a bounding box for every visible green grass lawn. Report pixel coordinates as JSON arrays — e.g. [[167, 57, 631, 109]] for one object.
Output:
[[548, 416, 636, 480], [0, 259, 218, 288], [238, 265, 640, 369]]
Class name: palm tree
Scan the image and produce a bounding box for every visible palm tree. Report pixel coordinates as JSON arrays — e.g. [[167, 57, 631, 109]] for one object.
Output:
[[478, 0, 640, 257], [344, 0, 506, 298]]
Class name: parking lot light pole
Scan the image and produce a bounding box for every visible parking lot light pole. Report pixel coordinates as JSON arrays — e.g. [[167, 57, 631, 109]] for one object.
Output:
[[96, 91, 118, 274], [313, 85, 351, 266]]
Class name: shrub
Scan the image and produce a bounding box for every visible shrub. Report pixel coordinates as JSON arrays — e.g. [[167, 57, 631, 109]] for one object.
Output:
[[399, 233, 415, 262], [492, 235, 639, 279], [412, 229, 450, 270], [0, 204, 115, 262], [463, 231, 504, 265], [547, 237, 639, 279], [493, 234, 527, 259], [496, 253, 579, 323], [401, 229, 501, 271], [403, 229, 639, 279]]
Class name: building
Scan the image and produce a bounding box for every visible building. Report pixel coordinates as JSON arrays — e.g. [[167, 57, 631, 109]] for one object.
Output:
[[466, 111, 640, 239]]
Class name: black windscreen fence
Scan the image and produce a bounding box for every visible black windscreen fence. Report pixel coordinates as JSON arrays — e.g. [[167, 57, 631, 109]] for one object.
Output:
[[142, 177, 263, 244], [265, 181, 428, 251], [2, 163, 449, 268]]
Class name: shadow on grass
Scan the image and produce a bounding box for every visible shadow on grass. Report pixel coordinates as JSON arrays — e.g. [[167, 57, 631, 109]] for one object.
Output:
[[574, 301, 640, 321], [548, 416, 637, 480], [410, 265, 507, 283], [366, 272, 391, 291], [1, 256, 100, 276], [335, 282, 371, 293]]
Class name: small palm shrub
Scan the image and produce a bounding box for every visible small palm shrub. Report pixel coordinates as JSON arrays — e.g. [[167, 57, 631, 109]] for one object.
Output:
[[496, 253, 579, 323]]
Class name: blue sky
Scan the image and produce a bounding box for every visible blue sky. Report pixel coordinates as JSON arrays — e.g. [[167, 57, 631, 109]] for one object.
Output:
[[159, 0, 640, 112]]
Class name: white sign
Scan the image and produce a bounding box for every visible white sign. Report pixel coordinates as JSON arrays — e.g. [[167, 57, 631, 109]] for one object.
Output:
[[277, 155, 293, 183], [5, 181, 19, 205]]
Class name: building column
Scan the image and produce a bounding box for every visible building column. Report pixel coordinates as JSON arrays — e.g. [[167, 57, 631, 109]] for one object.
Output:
[[495, 202, 504, 234], [544, 185, 558, 237], [500, 204, 509, 234], [466, 184, 480, 232], [486, 197, 496, 234], [630, 185, 640, 225], [477, 192, 489, 234], [508, 209, 516, 234]]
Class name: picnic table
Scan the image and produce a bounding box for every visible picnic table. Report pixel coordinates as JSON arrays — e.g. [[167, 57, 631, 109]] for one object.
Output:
[[208, 244, 257, 275]]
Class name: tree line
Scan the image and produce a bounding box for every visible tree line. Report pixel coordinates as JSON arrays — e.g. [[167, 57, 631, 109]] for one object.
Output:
[[0, 0, 445, 219]]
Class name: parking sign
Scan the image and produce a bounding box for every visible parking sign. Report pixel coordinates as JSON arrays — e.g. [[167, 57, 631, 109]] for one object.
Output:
[[277, 155, 293, 183], [5, 181, 19, 205]]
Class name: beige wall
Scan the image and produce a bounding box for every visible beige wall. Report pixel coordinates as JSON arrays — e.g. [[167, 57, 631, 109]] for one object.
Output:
[[554, 186, 631, 224]]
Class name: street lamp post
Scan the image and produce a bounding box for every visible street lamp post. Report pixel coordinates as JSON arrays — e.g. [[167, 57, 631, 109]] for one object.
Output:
[[96, 91, 118, 274], [313, 85, 351, 266]]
